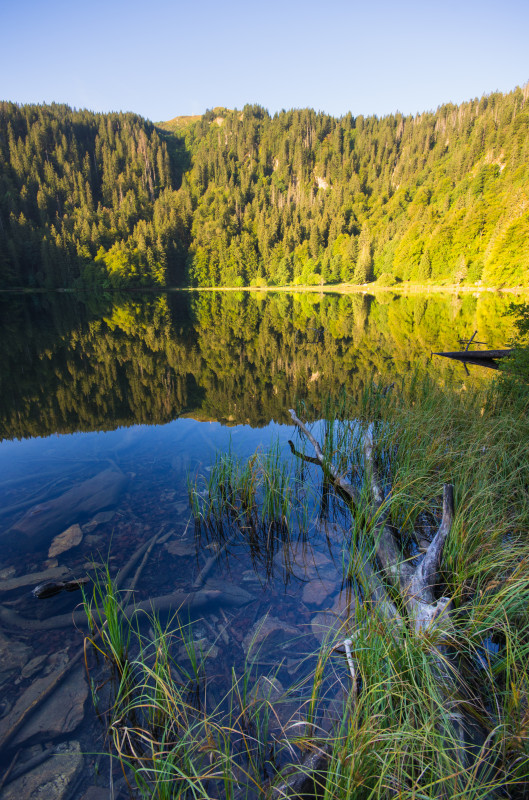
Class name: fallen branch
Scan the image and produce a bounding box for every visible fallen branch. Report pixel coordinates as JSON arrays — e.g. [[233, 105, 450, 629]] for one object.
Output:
[[289, 408, 466, 785], [289, 409, 360, 503], [193, 528, 238, 589], [0, 584, 253, 631]]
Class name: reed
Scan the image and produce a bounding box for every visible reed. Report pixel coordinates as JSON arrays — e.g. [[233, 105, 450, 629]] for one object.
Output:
[[84, 374, 529, 799], [187, 438, 314, 579]]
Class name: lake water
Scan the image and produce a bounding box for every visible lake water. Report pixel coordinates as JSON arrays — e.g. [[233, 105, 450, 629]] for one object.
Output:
[[0, 289, 517, 798]]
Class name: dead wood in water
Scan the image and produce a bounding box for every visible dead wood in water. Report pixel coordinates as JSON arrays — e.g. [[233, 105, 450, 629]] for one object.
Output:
[[289, 409, 455, 630], [289, 408, 467, 783]]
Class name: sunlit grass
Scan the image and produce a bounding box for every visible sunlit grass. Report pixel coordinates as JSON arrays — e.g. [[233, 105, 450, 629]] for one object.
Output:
[[85, 375, 529, 798]]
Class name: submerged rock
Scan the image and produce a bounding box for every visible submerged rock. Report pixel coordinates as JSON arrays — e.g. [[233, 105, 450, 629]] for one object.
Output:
[[20, 654, 48, 680], [0, 631, 31, 683], [1, 740, 83, 800], [7, 467, 128, 550], [249, 675, 284, 703], [242, 614, 299, 655], [32, 576, 89, 599], [177, 637, 219, 661], [165, 534, 196, 556], [301, 577, 336, 606], [10, 667, 88, 745], [274, 542, 334, 580], [48, 523, 83, 558], [82, 509, 116, 532], [310, 591, 356, 644]]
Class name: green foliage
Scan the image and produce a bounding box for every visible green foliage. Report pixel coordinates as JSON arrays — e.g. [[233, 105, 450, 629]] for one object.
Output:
[[376, 271, 399, 287], [496, 301, 529, 394], [0, 102, 189, 287], [2, 85, 529, 288], [82, 377, 529, 798], [178, 87, 529, 288]]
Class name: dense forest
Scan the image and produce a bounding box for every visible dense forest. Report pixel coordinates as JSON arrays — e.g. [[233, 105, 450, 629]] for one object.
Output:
[[1, 84, 528, 289], [0, 104, 191, 287], [0, 290, 516, 439]]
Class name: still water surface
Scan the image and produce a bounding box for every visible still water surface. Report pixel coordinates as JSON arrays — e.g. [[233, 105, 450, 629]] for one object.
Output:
[[0, 289, 516, 797]]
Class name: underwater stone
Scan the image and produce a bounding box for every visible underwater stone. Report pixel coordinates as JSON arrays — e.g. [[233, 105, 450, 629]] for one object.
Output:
[[1, 740, 83, 800]]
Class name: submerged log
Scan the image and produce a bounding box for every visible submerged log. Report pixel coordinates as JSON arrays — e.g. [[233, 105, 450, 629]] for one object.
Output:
[[0, 583, 254, 631]]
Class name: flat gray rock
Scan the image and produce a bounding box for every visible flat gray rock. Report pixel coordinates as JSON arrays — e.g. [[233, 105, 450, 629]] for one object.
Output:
[[177, 637, 219, 661], [165, 536, 196, 556], [242, 614, 298, 655], [301, 577, 336, 606], [274, 543, 334, 579], [82, 510, 115, 532], [249, 675, 284, 703], [310, 592, 356, 644], [48, 523, 83, 558], [20, 654, 48, 680], [10, 467, 128, 548], [1, 740, 83, 800], [13, 667, 88, 745]]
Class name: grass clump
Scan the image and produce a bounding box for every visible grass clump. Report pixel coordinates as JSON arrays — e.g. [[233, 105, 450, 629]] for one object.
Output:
[[82, 580, 337, 800], [85, 372, 529, 799], [187, 439, 312, 577]]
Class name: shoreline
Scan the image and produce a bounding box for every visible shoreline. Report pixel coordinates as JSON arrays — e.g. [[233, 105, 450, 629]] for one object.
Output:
[[2, 282, 529, 296]]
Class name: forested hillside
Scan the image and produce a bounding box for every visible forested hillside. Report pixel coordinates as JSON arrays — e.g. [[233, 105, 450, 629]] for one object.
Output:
[[1, 84, 528, 289], [0, 103, 190, 287]]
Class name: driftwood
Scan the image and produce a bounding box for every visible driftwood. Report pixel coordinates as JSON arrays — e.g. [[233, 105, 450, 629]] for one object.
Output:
[[288, 409, 466, 771], [193, 529, 238, 589], [290, 410, 455, 629], [0, 524, 254, 633], [0, 582, 254, 632], [0, 525, 255, 759]]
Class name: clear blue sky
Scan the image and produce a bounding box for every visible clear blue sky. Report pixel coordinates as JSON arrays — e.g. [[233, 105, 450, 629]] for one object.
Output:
[[2, 0, 528, 122]]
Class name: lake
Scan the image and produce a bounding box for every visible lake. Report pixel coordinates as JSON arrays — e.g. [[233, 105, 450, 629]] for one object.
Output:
[[0, 289, 517, 799]]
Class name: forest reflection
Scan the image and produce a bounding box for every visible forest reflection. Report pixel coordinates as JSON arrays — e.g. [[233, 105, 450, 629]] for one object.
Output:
[[0, 289, 516, 440]]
